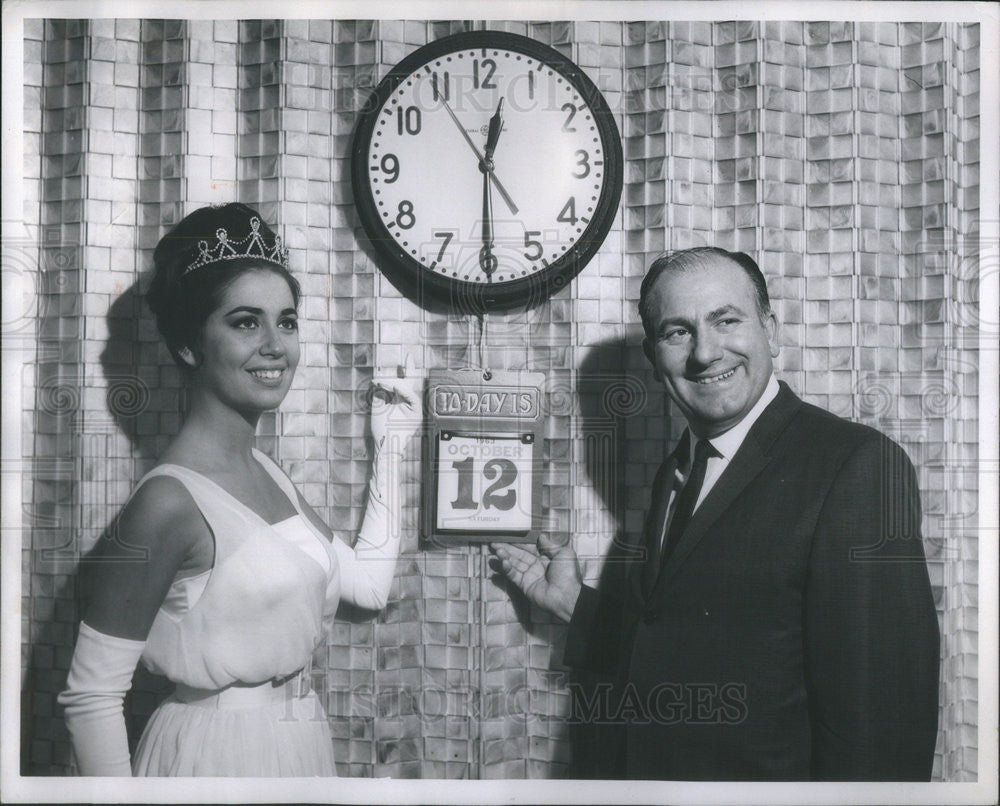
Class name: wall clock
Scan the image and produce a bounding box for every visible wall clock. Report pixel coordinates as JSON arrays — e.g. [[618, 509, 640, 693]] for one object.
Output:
[[351, 30, 623, 312]]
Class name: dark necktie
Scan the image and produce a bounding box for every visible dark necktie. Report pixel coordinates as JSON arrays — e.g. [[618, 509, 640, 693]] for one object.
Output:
[[640, 435, 713, 594], [661, 437, 716, 567]]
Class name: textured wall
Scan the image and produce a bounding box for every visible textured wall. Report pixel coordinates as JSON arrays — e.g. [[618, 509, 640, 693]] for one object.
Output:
[[19, 18, 979, 780]]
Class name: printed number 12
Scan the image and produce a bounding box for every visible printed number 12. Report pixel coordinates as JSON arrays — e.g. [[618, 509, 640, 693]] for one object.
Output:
[[451, 457, 518, 511]]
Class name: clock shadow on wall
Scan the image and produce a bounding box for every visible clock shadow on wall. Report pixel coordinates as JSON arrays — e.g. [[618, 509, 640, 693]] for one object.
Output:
[[350, 30, 623, 315]]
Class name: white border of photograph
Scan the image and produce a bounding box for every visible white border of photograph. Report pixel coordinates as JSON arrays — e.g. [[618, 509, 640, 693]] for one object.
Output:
[[2, 1, 997, 804]]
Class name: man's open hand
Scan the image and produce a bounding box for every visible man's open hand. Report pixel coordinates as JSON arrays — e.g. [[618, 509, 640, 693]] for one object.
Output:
[[489, 533, 583, 623]]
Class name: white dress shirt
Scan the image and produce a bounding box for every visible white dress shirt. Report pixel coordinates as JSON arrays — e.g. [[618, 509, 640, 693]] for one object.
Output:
[[662, 374, 780, 548]]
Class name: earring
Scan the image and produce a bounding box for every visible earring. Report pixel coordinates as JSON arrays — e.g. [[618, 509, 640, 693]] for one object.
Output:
[[178, 346, 201, 369]]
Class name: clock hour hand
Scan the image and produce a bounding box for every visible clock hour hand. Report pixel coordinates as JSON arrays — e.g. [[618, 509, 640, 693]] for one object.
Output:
[[439, 96, 519, 215], [484, 97, 504, 162]]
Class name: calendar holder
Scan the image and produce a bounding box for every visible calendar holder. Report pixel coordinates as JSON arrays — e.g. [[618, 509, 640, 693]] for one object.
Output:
[[422, 369, 545, 546]]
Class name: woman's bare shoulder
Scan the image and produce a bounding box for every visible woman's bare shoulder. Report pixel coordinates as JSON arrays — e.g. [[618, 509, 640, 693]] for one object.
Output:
[[110, 474, 208, 559], [83, 473, 214, 637]]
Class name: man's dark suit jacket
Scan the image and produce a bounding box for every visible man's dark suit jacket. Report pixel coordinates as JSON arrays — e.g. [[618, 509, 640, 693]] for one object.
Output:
[[565, 382, 940, 781]]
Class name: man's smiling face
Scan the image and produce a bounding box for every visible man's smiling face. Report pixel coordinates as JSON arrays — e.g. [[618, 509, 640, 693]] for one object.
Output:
[[642, 256, 779, 438]]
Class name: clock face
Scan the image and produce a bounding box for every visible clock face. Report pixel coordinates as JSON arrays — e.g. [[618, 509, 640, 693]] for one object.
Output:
[[351, 31, 623, 311]]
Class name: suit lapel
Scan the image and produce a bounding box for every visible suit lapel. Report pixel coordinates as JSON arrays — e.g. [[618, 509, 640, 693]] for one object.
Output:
[[628, 453, 680, 605], [659, 436, 770, 582], [655, 383, 804, 589]]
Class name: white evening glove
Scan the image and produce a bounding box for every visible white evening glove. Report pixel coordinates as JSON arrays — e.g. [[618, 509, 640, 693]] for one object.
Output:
[[57, 621, 145, 776], [333, 367, 422, 610]]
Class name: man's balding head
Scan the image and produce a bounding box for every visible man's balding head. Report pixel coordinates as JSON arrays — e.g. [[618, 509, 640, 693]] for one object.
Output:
[[639, 247, 771, 339]]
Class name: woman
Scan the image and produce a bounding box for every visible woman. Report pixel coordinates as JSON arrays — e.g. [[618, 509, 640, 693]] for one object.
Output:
[[58, 203, 419, 776]]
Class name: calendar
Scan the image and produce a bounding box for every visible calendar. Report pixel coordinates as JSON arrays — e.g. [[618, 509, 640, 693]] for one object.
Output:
[[423, 370, 544, 545]]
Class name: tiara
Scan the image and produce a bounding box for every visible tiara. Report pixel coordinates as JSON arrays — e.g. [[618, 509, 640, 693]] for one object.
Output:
[[182, 216, 289, 275]]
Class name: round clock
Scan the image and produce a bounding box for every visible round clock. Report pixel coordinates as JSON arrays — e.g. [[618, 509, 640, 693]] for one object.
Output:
[[351, 30, 623, 312]]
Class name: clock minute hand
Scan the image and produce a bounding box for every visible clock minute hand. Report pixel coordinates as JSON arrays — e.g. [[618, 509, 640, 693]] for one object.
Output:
[[479, 99, 505, 280], [439, 97, 519, 215], [480, 161, 497, 279]]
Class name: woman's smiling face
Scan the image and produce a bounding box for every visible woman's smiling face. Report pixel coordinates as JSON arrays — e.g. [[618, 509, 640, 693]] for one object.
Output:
[[186, 267, 300, 415]]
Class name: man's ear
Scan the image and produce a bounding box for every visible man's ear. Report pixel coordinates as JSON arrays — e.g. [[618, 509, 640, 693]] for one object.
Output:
[[642, 337, 662, 383], [763, 311, 780, 358]]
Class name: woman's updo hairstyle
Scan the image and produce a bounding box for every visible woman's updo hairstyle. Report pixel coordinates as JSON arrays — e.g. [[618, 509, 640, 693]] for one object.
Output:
[[146, 203, 301, 367]]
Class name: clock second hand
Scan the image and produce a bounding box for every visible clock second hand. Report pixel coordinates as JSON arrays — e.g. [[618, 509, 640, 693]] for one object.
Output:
[[438, 96, 519, 216]]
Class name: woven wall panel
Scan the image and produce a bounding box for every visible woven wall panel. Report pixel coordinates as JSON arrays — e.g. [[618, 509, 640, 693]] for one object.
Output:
[[20, 16, 45, 773], [19, 18, 979, 781]]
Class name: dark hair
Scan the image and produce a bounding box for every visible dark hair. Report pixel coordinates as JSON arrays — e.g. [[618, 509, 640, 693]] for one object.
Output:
[[638, 247, 771, 337], [146, 203, 300, 367]]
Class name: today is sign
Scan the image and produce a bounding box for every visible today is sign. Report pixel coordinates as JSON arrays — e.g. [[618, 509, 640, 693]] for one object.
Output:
[[432, 387, 538, 418]]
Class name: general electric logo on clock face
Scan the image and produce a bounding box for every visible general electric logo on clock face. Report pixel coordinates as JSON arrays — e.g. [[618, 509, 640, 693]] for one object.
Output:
[[352, 32, 623, 311]]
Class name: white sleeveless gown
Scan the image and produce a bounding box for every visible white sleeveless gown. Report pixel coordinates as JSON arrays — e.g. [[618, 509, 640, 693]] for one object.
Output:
[[130, 449, 339, 776]]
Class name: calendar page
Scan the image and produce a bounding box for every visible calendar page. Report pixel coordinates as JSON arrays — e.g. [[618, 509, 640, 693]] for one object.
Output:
[[434, 433, 534, 534]]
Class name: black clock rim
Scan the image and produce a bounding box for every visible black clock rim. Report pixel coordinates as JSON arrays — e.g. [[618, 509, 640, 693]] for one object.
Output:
[[350, 30, 623, 313]]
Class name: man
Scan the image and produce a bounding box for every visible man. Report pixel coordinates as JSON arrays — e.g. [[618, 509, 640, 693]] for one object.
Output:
[[491, 247, 940, 781]]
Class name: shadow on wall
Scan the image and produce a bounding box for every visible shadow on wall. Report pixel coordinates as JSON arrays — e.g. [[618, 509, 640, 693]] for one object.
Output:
[[99, 280, 177, 759], [21, 277, 174, 774], [101, 282, 164, 459], [572, 337, 669, 779], [487, 335, 669, 779]]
